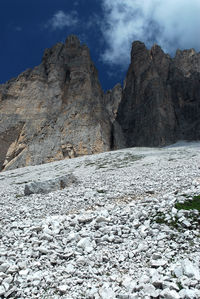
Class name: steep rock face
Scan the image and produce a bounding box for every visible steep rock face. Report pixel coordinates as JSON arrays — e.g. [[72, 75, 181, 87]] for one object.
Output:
[[104, 83, 122, 123], [0, 35, 111, 170], [1, 36, 200, 171], [174, 48, 200, 76], [115, 42, 200, 147]]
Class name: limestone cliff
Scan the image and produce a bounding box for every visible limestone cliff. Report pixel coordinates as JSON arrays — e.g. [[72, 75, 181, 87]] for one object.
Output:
[[114, 42, 200, 147], [0, 35, 111, 170], [1, 35, 200, 171]]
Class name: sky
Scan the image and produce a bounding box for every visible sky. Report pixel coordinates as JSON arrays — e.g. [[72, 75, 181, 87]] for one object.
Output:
[[0, 0, 200, 91]]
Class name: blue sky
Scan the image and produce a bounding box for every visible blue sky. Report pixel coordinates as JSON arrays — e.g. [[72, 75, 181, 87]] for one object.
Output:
[[1, 0, 200, 91]]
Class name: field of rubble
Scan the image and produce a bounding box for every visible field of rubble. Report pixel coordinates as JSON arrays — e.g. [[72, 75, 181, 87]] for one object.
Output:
[[0, 142, 200, 299]]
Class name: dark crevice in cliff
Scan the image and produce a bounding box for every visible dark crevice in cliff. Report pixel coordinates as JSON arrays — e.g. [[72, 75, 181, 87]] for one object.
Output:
[[110, 123, 115, 150], [64, 68, 71, 83]]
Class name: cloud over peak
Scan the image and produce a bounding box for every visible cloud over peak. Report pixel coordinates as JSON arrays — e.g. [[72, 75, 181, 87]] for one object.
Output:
[[100, 0, 200, 67], [46, 10, 78, 30]]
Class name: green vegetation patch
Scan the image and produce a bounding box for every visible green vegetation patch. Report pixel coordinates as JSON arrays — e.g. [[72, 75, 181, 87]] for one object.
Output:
[[175, 195, 200, 212], [15, 194, 23, 198], [154, 212, 180, 230], [153, 194, 200, 232], [97, 189, 106, 194]]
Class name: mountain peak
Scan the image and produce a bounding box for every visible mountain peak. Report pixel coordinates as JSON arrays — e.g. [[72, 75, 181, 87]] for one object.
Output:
[[0, 36, 200, 171], [65, 35, 81, 49]]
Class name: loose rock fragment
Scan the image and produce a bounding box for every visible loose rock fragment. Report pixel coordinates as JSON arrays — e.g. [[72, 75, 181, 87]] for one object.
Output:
[[24, 174, 78, 195]]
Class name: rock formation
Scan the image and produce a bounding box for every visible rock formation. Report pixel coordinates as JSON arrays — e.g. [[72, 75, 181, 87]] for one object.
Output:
[[0, 35, 111, 171], [114, 42, 200, 147], [24, 174, 78, 195], [0, 35, 200, 171], [104, 83, 122, 123]]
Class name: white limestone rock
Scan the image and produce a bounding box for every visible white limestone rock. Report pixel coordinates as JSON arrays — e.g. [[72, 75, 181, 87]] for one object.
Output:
[[0, 143, 200, 298], [160, 288, 180, 299], [24, 174, 78, 195], [0, 285, 5, 296], [99, 283, 116, 299], [182, 259, 200, 280], [179, 288, 200, 299]]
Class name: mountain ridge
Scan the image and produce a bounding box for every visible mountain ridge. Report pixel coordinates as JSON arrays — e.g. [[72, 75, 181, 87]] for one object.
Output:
[[0, 35, 200, 170]]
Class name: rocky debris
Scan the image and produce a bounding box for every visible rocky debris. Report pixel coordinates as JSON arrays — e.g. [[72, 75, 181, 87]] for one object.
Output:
[[115, 42, 200, 148], [0, 143, 200, 298], [24, 173, 78, 195], [0, 35, 111, 171]]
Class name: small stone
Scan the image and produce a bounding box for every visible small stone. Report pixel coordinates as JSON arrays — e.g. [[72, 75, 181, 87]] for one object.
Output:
[[173, 265, 183, 278], [182, 259, 200, 279], [117, 295, 131, 299], [99, 283, 116, 299], [139, 275, 150, 284], [18, 261, 27, 269], [157, 233, 167, 240], [77, 237, 93, 252], [143, 284, 159, 297], [58, 285, 68, 293], [38, 246, 49, 254], [3, 275, 13, 284], [152, 253, 162, 260], [96, 216, 110, 223], [160, 288, 180, 299], [179, 288, 200, 299], [0, 272, 7, 279], [146, 190, 155, 194], [2, 282, 10, 292], [164, 282, 180, 292], [0, 263, 10, 273], [19, 269, 30, 276], [7, 265, 18, 274], [40, 233, 53, 241], [150, 259, 167, 268], [0, 286, 5, 296], [4, 286, 17, 298], [65, 263, 75, 274], [171, 207, 177, 215], [67, 232, 79, 242], [122, 275, 137, 292], [182, 220, 191, 228], [78, 215, 93, 224]]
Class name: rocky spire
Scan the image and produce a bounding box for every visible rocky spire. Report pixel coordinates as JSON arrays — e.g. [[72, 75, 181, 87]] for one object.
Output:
[[114, 41, 200, 148], [65, 34, 81, 48], [0, 35, 111, 171]]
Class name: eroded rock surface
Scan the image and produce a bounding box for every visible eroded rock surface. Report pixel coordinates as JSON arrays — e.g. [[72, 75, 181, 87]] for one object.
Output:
[[24, 174, 78, 195], [115, 42, 200, 147], [0, 35, 111, 171], [1, 36, 200, 170]]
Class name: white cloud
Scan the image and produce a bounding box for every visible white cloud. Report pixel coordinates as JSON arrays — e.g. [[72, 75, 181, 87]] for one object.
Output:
[[46, 10, 78, 30], [100, 0, 200, 67]]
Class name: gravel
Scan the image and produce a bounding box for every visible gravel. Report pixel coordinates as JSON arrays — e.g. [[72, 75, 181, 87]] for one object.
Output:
[[0, 141, 200, 298]]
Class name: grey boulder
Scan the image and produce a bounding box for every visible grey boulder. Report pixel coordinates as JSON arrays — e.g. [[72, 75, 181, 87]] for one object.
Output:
[[24, 174, 78, 195]]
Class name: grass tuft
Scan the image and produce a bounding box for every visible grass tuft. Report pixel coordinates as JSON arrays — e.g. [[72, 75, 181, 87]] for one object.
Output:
[[175, 195, 200, 212]]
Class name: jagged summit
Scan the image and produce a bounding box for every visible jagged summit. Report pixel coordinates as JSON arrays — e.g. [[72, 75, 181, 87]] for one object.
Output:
[[0, 35, 112, 171], [115, 40, 200, 147], [0, 36, 200, 170], [174, 47, 200, 76], [65, 34, 81, 48]]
